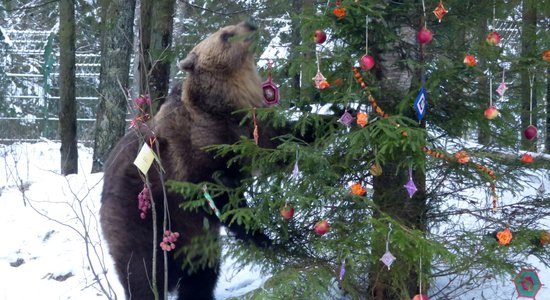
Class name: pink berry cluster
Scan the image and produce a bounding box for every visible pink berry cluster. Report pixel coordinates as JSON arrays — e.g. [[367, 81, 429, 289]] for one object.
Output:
[[160, 230, 180, 251], [138, 185, 151, 219], [133, 94, 151, 107]]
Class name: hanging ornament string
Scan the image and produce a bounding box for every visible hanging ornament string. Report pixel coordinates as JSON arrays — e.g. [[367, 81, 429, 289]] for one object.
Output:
[[489, 70, 493, 107], [419, 253, 423, 294], [365, 16, 369, 55], [421, 0, 427, 27], [529, 74, 534, 125]]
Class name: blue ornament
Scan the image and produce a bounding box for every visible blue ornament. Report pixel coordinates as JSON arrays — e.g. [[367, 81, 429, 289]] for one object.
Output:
[[414, 86, 427, 122]]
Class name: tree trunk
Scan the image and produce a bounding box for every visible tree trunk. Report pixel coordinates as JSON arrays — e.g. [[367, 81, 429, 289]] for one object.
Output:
[[546, 66, 550, 154], [369, 18, 426, 300], [149, 0, 176, 111], [520, 0, 537, 151], [92, 0, 137, 173], [137, 0, 175, 113], [138, 0, 153, 97], [59, 0, 78, 175]]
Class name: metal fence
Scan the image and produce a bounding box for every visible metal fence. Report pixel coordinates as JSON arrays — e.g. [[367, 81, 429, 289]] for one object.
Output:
[[0, 29, 101, 146]]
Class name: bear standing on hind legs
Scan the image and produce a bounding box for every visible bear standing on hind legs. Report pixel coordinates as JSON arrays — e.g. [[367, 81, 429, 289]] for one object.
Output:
[[100, 21, 272, 300]]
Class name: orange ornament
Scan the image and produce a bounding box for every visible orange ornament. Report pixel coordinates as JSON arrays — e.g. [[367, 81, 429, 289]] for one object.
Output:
[[540, 231, 550, 246], [463, 54, 477, 67], [454, 150, 470, 164], [351, 183, 366, 196], [542, 50, 550, 61], [357, 111, 368, 128], [521, 153, 534, 163], [496, 228, 513, 245], [318, 80, 330, 90], [333, 7, 346, 19]]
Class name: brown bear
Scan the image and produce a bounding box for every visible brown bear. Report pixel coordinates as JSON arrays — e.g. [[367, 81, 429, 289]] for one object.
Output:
[[100, 21, 272, 300]]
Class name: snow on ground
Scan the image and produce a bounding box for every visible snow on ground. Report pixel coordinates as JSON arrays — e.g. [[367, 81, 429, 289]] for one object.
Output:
[[0, 141, 265, 300], [0, 141, 548, 299]]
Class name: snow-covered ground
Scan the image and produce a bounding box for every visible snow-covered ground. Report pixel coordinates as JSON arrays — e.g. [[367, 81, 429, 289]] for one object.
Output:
[[0, 141, 265, 300], [0, 141, 548, 299]]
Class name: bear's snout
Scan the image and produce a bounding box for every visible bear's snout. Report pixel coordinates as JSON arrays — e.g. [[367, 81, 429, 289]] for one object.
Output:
[[240, 19, 257, 32]]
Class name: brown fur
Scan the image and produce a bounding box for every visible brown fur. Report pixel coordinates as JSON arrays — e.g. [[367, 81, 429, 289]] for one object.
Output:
[[100, 21, 269, 300]]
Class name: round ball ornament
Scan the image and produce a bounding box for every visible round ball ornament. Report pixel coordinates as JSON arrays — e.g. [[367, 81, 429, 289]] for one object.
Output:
[[486, 31, 501, 46], [484, 106, 498, 120], [544, 50, 550, 61], [280, 205, 295, 220], [412, 295, 428, 300], [360, 54, 375, 71], [314, 30, 327, 44], [314, 220, 330, 235], [417, 27, 433, 44], [523, 125, 538, 141]]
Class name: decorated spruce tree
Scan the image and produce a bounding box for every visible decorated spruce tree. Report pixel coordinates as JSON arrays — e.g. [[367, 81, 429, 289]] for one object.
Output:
[[170, 1, 550, 299]]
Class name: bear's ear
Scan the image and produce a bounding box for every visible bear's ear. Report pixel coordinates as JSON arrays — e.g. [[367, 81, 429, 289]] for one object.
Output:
[[179, 53, 197, 72]]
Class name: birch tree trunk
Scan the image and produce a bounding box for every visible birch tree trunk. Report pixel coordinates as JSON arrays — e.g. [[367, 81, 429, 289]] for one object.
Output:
[[369, 15, 426, 300], [92, 0, 137, 172], [59, 0, 78, 175]]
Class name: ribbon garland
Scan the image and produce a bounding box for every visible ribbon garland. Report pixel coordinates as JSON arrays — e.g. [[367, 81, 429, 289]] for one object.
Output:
[[353, 68, 498, 212], [203, 186, 221, 219]]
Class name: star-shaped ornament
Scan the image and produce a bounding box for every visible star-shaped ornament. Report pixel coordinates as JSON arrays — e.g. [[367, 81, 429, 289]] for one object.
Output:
[[338, 110, 354, 126], [380, 250, 396, 270], [404, 177, 417, 198], [433, 0, 448, 22]]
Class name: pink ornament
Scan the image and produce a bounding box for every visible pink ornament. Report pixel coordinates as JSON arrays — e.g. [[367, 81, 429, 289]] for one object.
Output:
[[412, 294, 428, 300], [524, 125, 538, 140], [417, 27, 433, 44], [360, 54, 375, 71]]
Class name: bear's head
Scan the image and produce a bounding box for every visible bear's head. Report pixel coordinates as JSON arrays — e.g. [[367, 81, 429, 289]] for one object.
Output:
[[179, 21, 264, 114]]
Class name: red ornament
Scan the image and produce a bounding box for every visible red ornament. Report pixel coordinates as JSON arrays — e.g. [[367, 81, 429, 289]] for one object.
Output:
[[524, 125, 538, 140], [314, 30, 327, 44], [417, 27, 433, 44], [412, 295, 428, 300], [520, 153, 534, 163], [543, 50, 550, 61], [280, 205, 295, 220], [486, 31, 501, 46], [433, 0, 448, 22], [463, 54, 477, 67], [484, 106, 498, 120], [360, 54, 375, 71], [261, 60, 280, 106], [314, 220, 330, 235]]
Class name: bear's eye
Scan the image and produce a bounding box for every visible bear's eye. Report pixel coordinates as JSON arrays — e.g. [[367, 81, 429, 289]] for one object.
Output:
[[221, 32, 235, 42]]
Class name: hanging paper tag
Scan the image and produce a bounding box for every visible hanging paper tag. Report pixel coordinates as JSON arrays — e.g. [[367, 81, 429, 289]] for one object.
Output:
[[133, 143, 155, 174], [414, 86, 427, 122]]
